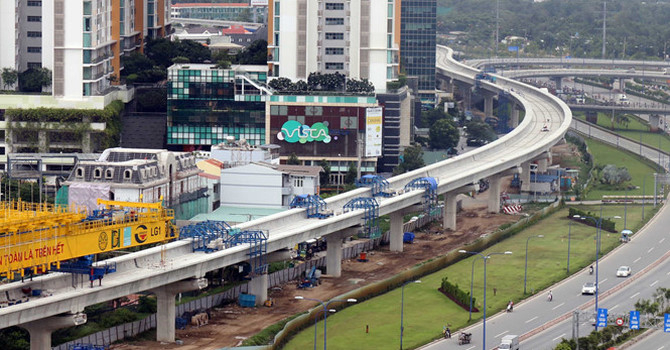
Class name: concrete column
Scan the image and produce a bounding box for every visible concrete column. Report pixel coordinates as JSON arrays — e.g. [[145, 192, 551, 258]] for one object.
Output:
[[22, 313, 87, 350], [484, 94, 494, 117], [537, 158, 548, 173], [326, 231, 345, 278], [443, 192, 459, 230], [248, 273, 268, 306], [511, 105, 520, 128], [618, 78, 626, 91], [488, 174, 503, 213], [38, 130, 48, 153], [521, 161, 531, 192], [649, 114, 661, 132], [389, 210, 404, 252], [552, 77, 562, 91], [455, 81, 472, 109], [153, 278, 207, 343]]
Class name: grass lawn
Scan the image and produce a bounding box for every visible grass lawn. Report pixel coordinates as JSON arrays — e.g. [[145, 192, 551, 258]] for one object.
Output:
[[583, 138, 659, 200], [283, 205, 650, 350], [574, 112, 670, 151]]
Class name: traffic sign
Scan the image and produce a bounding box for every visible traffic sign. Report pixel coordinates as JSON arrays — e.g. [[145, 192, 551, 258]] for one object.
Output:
[[615, 318, 624, 326], [630, 311, 640, 330], [664, 313, 670, 332], [597, 308, 608, 328]]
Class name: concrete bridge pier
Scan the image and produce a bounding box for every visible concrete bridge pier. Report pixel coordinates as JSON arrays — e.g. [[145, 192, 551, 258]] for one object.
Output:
[[153, 278, 208, 343], [537, 158, 548, 173], [488, 174, 503, 213], [438, 75, 454, 93], [22, 313, 87, 350], [389, 210, 405, 252], [551, 77, 562, 91], [443, 184, 479, 230], [248, 273, 268, 306], [616, 78, 626, 91], [521, 161, 532, 192], [482, 91, 496, 118], [455, 81, 473, 109], [326, 227, 357, 277], [649, 114, 661, 132], [511, 104, 520, 128]]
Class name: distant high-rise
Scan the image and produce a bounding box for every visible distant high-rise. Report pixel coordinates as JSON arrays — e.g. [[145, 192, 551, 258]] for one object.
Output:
[[0, 0, 171, 101], [267, 0, 401, 93], [400, 0, 436, 103]]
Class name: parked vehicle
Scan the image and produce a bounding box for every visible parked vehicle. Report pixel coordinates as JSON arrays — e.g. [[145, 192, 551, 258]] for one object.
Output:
[[499, 334, 520, 350]]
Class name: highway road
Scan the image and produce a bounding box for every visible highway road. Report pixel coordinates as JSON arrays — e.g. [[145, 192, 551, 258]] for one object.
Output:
[[420, 193, 670, 350]]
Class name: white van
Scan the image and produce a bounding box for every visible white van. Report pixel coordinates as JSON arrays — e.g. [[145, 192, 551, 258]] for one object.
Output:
[[499, 334, 520, 350]]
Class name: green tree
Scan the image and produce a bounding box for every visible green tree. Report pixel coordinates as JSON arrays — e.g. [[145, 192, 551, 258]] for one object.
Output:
[[429, 119, 460, 150], [1, 68, 18, 90], [172, 56, 190, 64], [18, 67, 51, 92], [0, 327, 29, 350], [345, 162, 358, 184], [287, 153, 300, 165], [394, 144, 425, 174], [121, 53, 154, 77], [318, 159, 331, 186], [235, 40, 268, 64], [420, 107, 449, 128], [464, 120, 497, 143]]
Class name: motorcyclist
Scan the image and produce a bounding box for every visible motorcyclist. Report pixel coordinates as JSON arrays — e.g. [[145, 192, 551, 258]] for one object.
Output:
[[506, 300, 514, 312], [443, 326, 451, 339], [547, 290, 553, 302], [589, 265, 594, 275]]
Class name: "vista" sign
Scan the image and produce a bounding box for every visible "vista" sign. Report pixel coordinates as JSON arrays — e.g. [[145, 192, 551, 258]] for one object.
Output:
[[277, 120, 331, 143]]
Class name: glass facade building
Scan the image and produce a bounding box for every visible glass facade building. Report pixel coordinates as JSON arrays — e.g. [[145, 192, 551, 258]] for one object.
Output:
[[400, 0, 437, 103], [167, 64, 271, 150]]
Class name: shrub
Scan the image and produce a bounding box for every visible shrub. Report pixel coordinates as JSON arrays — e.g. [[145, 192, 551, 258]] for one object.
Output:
[[440, 276, 474, 307]]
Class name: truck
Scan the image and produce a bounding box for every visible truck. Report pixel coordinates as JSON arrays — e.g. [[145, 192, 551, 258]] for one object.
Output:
[[499, 334, 520, 350]]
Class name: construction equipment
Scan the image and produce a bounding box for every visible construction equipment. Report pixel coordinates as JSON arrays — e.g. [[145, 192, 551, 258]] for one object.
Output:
[[403, 177, 438, 213], [0, 199, 176, 280], [343, 197, 381, 238], [356, 175, 398, 197], [289, 194, 334, 219], [297, 266, 321, 289], [403, 232, 415, 244]]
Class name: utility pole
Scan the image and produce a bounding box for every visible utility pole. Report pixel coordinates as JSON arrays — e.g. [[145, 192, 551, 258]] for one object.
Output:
[[601, 1, 607, 59], [495, 0, 500, 57]]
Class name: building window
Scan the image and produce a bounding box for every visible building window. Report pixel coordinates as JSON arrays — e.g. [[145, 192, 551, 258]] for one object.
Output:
[[325, 3, 344, 10], [27, 62, 41, 69], [325, 62, 344, 70], [105, 169, 113, 179], [293, 177, 304, 187], [27, 47, 41, 53], [325, 48, 344, 55], [325, 18, 344, 25], [124, 169, 132, 179], [27, 16, 42, 22], [27, 31, 42, 38], [325, 33, 344, 40], [94, 168, 102, 179], [76, 167, 84, 178], [27, 1, 41, 6]]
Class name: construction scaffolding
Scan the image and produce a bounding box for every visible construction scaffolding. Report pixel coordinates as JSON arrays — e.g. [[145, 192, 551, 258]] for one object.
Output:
[[403, 177, 439, 213], [343, 197, 381, 239], [355, 175, 397, 197], [289, 194, 333, 219]]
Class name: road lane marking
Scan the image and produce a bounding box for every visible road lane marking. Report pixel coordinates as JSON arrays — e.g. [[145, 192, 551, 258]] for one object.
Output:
[[553, 333, 566, 341], [601, 278, 608, 283], [634, 257, 641, 263], [630, 292, 640, 299], [610, 304, 619, 310], [495, 331, 509, 338], [552, 302, 564, 310], [651, 280, 659, 287], [526, 316, 538, 323], [648, 247, 654, 253], [465, 346, 475, 350], [660, 238, 665, 243]]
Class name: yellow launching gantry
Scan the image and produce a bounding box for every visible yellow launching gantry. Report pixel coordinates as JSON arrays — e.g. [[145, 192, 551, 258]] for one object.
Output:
[[0, 199, 176, 280]]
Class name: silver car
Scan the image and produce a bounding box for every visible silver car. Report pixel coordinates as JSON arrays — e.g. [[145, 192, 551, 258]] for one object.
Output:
[[582, 282, 597, 295], [617, 266, 631, 277]]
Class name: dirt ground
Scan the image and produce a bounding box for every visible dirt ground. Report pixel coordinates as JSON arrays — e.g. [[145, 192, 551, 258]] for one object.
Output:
[[111, 182, 525, 350]]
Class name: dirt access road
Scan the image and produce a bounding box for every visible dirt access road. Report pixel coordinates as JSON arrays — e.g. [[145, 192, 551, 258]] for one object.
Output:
[[112, 188, 520, 350]]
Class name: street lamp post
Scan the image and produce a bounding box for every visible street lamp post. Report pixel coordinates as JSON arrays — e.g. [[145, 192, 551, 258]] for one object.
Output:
[[295, 296, 357, 350], [314, 309, 336, 350], [573, 212, 620, 331], [459, 250, 512, 350], [468, 256, 484, 321], [400, 280, 421, 350], [524, 235, 544, 294], [567, 218, 573, 274]]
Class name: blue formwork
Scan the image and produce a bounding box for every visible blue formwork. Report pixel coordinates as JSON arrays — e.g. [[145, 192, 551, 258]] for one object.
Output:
[[227, 230, 268, 276], [403, 177, 438, 212], [289, 194, 333, 219], [179, 220, 236, 252], [343, 197, 381, 238], [356, 175, 394, 197]]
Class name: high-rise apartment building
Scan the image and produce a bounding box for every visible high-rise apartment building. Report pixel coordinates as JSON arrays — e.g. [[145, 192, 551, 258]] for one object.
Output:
[[400, 0, 436, 103], [267, 0, 401, 93], [0, 0, 170, 102]]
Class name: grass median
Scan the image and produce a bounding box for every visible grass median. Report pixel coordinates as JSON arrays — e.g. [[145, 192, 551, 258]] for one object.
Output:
[[282, 205, 652, 350]]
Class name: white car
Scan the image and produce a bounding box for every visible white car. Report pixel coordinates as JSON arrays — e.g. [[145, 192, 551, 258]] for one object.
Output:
[[617, 266, 632, 277], [582, 282, 597, 295]]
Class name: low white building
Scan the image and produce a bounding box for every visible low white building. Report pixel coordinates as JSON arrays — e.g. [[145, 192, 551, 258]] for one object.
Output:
[[220, 162, 321, 208]]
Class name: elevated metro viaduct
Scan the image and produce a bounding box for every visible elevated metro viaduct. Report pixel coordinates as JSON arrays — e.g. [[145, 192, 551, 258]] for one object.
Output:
[[0, 47, 571, 349]]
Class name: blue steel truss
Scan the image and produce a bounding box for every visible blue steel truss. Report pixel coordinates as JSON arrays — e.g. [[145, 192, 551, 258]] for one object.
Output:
[[179, 220, 239, 253], [403, 177, 439, 212], [356, 175, 395, 197], [343, 197, 381, 238], [289, 194, 333, 219], [227, 230, 268, 276]]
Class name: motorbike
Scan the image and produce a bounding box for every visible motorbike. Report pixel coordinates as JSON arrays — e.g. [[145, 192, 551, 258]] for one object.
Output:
[[458, 332, 472, 345]]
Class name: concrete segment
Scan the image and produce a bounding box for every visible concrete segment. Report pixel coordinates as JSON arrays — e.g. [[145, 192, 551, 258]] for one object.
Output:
[[22, 313, 86, 350]]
